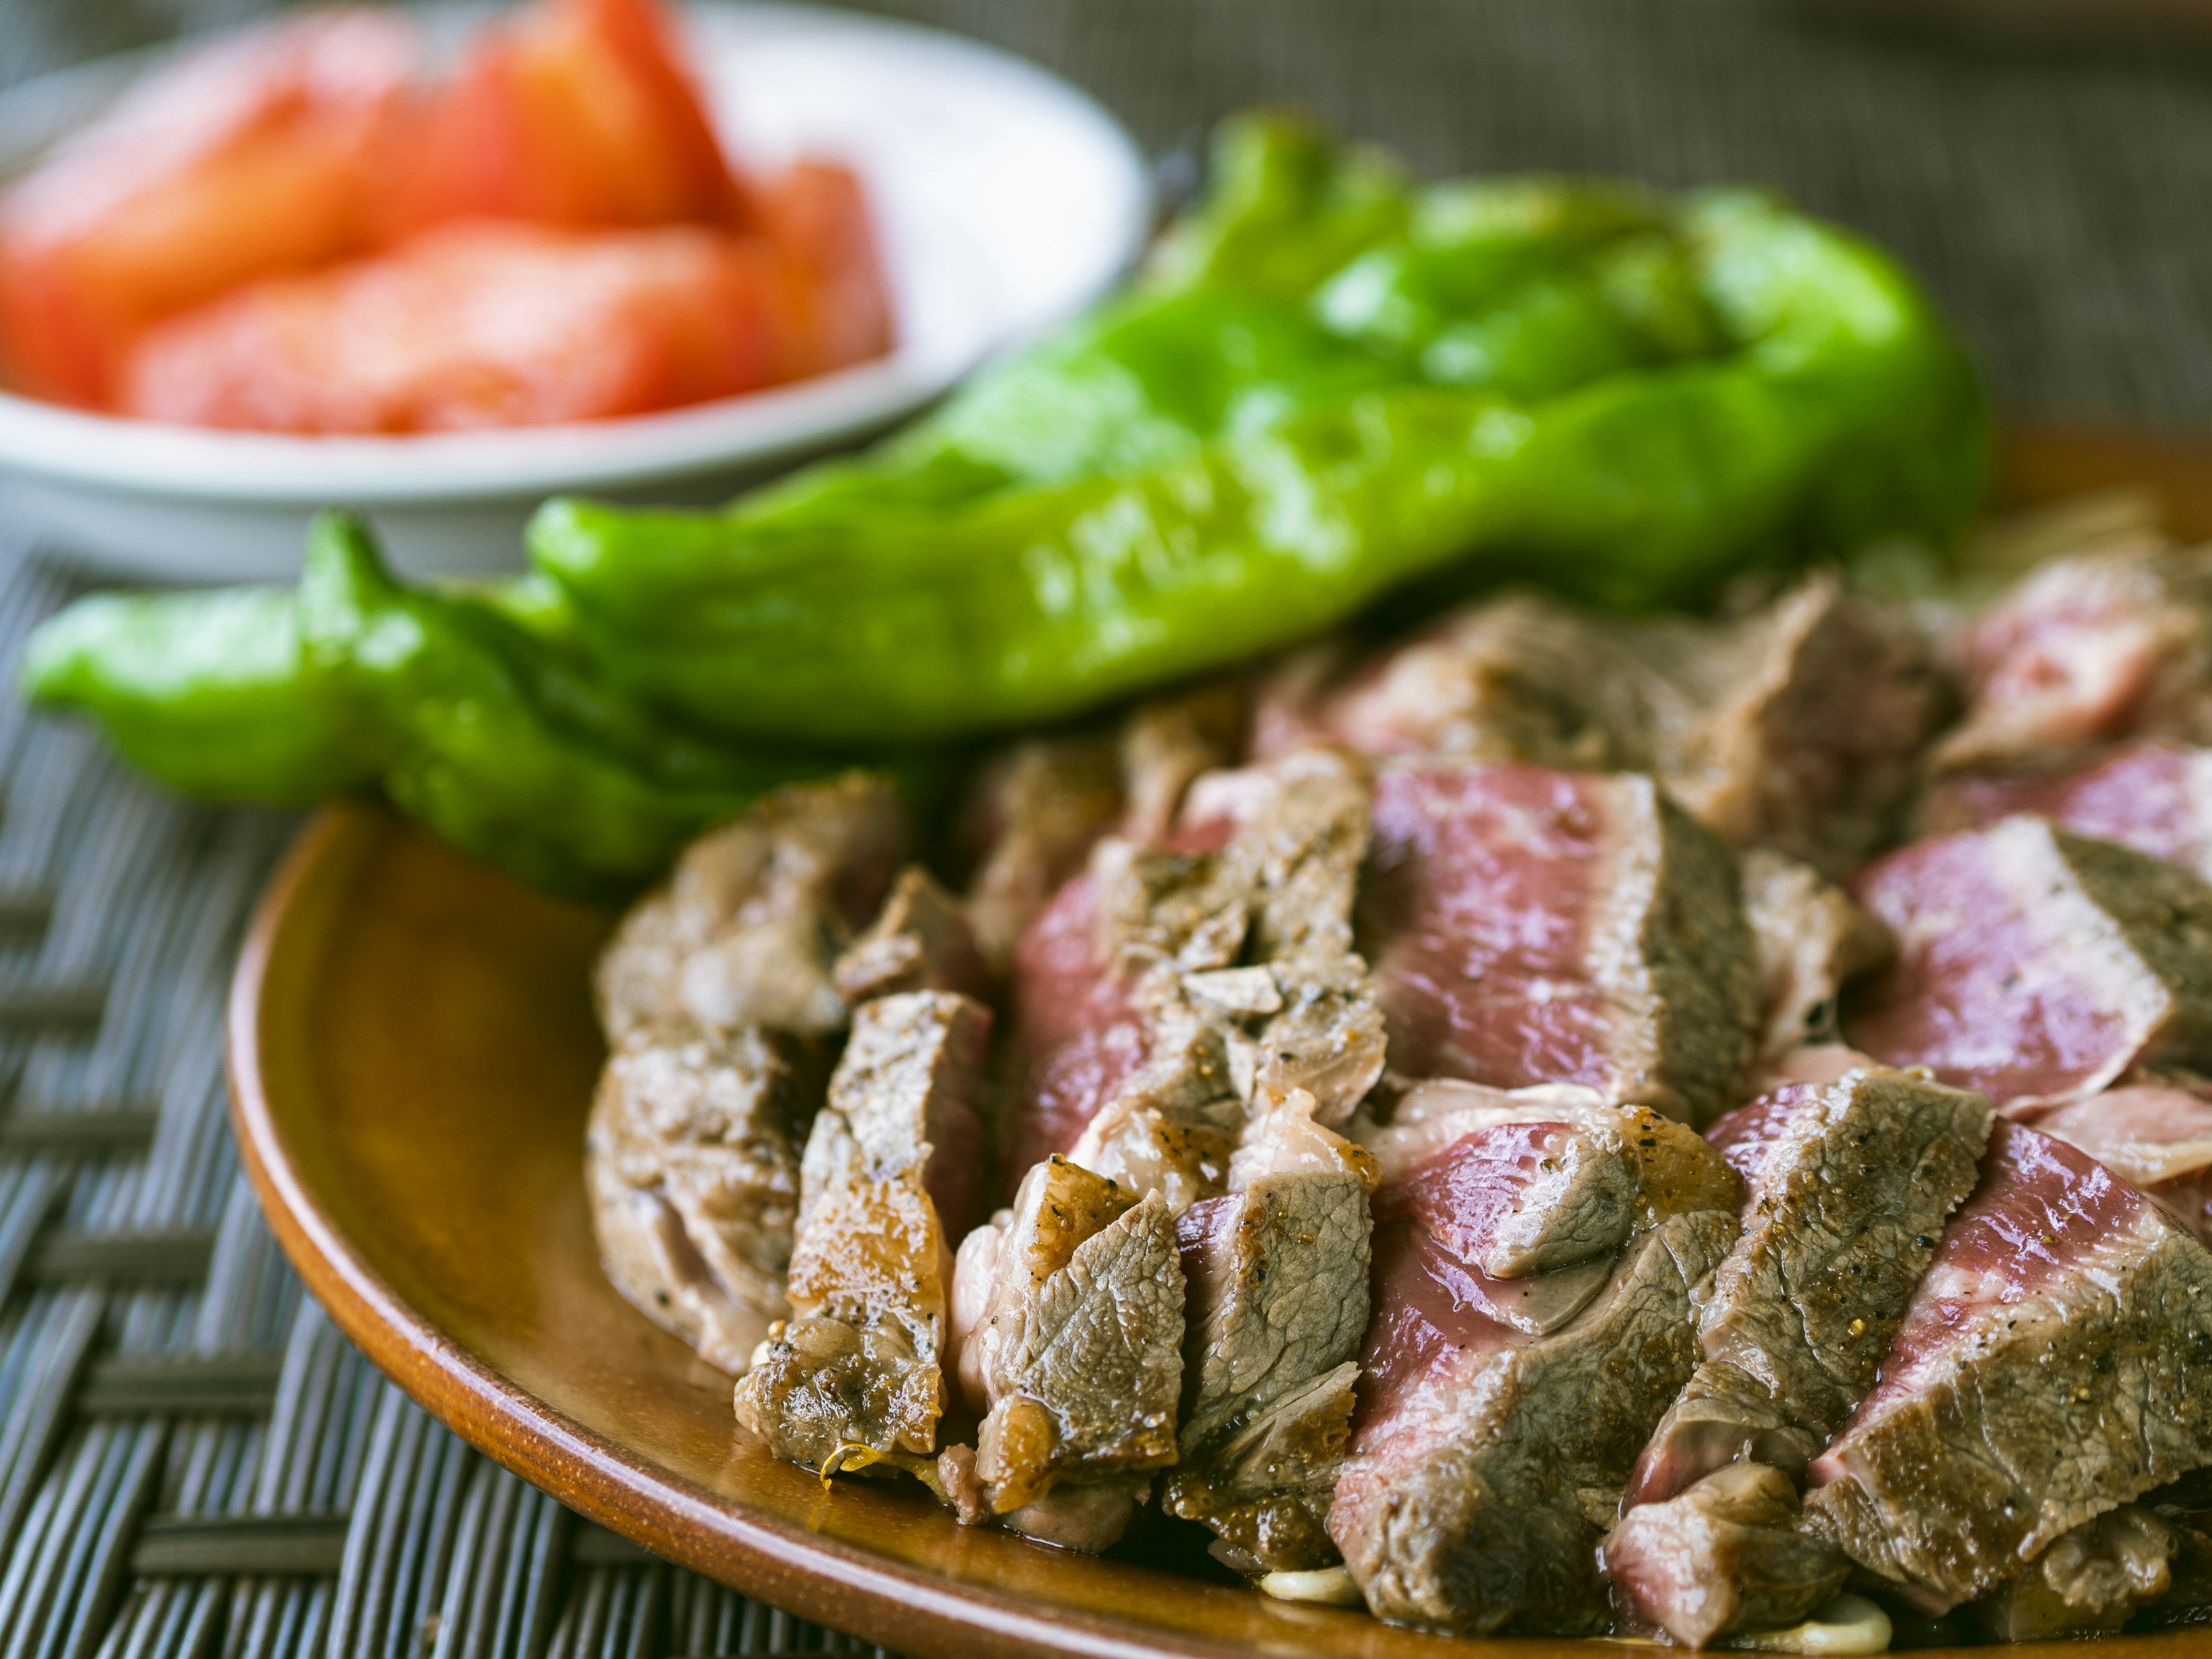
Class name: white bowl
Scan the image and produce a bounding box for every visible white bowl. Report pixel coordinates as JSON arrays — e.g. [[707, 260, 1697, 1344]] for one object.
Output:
[[0, 2, 1151, 581]]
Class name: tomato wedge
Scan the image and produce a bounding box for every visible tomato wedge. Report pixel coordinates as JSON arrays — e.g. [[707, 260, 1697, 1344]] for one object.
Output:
[[0, 9, 416, 408], [381, 0, 748, 237], [755, 160, 896, 383], [118, 221, 843, 433]]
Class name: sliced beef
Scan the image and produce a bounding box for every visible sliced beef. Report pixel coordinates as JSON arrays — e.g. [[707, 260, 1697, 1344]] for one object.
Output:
[[1802, 1122, 2212, 1613], [1361, 762, 1759, 1125], [1934, 541, 2212, 773], [831, 865, 989, 1005], [998, 866, 1148, 1181], [1265, 592, 1671, 771], [1625, 1069, 1993, 1508], [957, 1156, 1184, 1542], [596, 773, 905, 1042], [1963, 1505, 2179, 1641], [1603, 1463, 1852, 1647], [1164, 1093, 1377, 1573], [1738, 849, 1892, 1067], [1263, 576, 1945, 875], [1118, 680, 1249, 842], [1006, 750, 1387, 1209], [1623, 573, 1949, 876], [1327, 1086, 1743, 1633], [960, 684, 1245, 974], [959, 733, 1123, 975], [586, 1025, 805, 1372], [1330, 1209, 1738, 1635], [1922, 741, 2212, 887], [734, 992, 991, 1467], [2021, 1077, 2212, 1247], [1355, 1077, 1746, 1255], [1845, 816, 2212, 1107]]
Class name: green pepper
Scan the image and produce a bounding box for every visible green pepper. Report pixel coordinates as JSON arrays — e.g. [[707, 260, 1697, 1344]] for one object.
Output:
[[24, 515, 869, 899], [528, 115, 1987, 745], [294, 512, 853, 899], [20, 585, 373, 806]]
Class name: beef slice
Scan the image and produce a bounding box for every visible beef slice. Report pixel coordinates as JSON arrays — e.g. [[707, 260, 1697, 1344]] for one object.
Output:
[[1329, 1210, 1738, 1636], [958, 733, 1123, 975], [1262, 576, 1944, 875], [1007, 750, 1386, 1208], [1934, 541, 2212, 773], [1964, 1505, 2179, 1641], [1164, 1094, 1377, 1571], [1625, 1068, 1993, 1508], [1802, 1122, 2212, 1613], [1361, 762, 1759, 1125], [831, 865, 988, 1005], [2027, 1079, 2212, 1247], [1622, 573, 1947, 877], [1603, 1463, 1852, 1647], [963, 1157, 1184, 1527], [959, 683, 1244, 974], [1355, 1078, 1746, 1260], [734, 991, 991, 1467], [1846, 816, 2212, 1107], [585, 1025, 805, 1373], [596, 772, 904, 1041], [1738, 849, 1892, 1066], [1922, 742, 2212, 887]]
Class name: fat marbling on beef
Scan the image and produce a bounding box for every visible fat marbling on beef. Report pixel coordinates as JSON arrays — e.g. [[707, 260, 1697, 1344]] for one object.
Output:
[[734, 990, 990, 1467], [1802, 1122, 2212, 1613], [1328, 1079, 1743, 1635], [1604, 1067, 1991, 1647], [1260, 574, 1944, 876], [1845, 815, 2212, 1107], [1361, 762, 1759, 1125]]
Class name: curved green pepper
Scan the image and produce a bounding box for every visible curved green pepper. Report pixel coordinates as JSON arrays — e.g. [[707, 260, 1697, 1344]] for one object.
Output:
[[528, 115, 1987, 745], [294, 512, 853, 898], [20, 585, 374, 806], [23, 515, 867, 899]]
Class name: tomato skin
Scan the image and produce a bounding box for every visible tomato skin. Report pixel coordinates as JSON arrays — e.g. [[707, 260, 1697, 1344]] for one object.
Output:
[[381, 0, 748, 237], [118, 222, 790, 433], [0, 9, 416, 407]]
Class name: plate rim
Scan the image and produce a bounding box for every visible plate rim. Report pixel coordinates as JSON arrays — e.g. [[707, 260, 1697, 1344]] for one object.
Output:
[[225, 800, 1311, 1659]]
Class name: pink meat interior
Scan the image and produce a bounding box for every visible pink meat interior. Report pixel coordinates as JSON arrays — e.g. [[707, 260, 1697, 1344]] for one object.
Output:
[[1364, 763, 1622, 1092], [1845, 824, 2146, 1105], [1810, 1122, 2148, 1483]]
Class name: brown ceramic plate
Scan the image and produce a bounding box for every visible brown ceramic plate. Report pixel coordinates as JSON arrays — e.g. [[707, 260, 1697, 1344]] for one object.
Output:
[[229, 424, 2210, 1659]]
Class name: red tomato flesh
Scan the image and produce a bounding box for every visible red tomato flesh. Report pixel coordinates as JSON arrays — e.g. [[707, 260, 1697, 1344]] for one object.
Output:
[[0, 9, 417, 408], [118, 211, 890, 434], [380, 0, 749, 237]]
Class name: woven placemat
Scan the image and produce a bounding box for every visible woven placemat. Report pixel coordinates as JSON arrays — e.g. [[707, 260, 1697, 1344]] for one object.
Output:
[[0, 2, 2209, 1656]]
